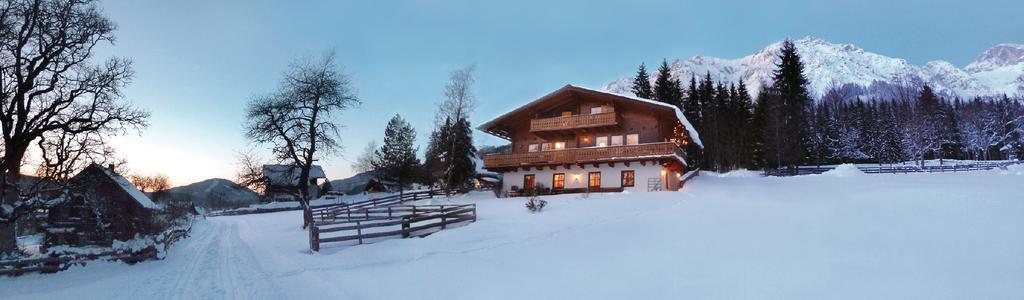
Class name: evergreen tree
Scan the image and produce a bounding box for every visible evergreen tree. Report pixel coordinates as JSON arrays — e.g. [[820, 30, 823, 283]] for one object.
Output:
[[905, 85, 942, 166], [682, 75, 704, 167], [373, 114, 422, 196], [424, 118, 453, 186], [631, 63, 654, 99], [748, 87, 771, 169], [732, 80, 754, 168], [444, 117, 478, 194], [771, 39, 812, 168], [875, 101, 906, 164], [653, 60, 679, 106]]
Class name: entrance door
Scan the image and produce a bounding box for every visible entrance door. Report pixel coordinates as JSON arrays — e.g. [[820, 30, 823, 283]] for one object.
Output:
[[524, 174, 535, 192]]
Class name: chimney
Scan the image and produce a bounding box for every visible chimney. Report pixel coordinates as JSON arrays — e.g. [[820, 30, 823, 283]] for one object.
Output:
[[107, 164, 115, 172]]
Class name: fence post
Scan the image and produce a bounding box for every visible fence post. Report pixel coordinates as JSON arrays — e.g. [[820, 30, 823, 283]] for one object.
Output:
[[402, 217, 410, 238], [441, 205, 447, 229], [309, 225, 320, 252], [357, 221, 363, 245]]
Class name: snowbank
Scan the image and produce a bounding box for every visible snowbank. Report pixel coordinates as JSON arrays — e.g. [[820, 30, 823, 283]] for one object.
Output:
[[819, 163, 864, 177], [1001, 163, 1024, 175], [4, 173, 1024, 299], [708, 169, 762, 178]]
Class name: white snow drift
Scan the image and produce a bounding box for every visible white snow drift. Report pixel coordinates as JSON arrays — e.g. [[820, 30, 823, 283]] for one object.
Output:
[[2, 170, 1023, 299]]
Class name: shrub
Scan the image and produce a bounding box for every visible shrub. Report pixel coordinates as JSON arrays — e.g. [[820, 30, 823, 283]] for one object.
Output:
[[525, 196, 547, 213]]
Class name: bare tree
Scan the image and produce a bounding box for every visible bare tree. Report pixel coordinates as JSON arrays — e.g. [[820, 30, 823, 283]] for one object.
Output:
[[243, 51, 359, 217], [436, 65, 477, 126], [0, 0, 150, 254], [437, 65, 477, 196], [350, 140, 377, 174], [234, 149, 267, 194], [130, 173, 170, 193]]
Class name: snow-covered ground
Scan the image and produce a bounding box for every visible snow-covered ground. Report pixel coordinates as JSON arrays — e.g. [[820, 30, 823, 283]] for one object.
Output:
[[3, 169, 1023, 299]]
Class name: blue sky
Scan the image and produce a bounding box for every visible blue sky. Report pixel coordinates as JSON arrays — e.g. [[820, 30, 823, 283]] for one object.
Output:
[[95, 0, 1024, 185]]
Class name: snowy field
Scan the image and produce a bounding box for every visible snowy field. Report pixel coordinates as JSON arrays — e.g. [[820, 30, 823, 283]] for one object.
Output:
[[2, 168, 1024, 299]]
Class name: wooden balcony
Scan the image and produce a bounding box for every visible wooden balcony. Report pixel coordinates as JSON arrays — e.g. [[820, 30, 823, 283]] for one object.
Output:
[[529, 112, 619, 134], [483, 142, 684, 170]]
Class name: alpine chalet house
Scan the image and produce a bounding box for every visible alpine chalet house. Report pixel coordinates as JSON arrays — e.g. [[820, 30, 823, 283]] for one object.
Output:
[[262, 164, 328, 201], [479, 85, 702, 196]]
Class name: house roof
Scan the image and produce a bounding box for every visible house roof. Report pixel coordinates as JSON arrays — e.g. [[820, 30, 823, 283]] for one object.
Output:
[[263, 164, 327, 186], [83, 164, 161, 211], [477, 85, 703, 147]]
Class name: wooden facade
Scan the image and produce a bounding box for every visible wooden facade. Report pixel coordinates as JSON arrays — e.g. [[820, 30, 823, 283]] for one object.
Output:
[[478, 85, 701, 193], [45, 164, 163, 247]]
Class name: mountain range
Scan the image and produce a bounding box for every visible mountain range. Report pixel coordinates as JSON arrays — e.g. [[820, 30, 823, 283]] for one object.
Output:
[[603, 36, 1024, 100], [159, 178, 260, 209]]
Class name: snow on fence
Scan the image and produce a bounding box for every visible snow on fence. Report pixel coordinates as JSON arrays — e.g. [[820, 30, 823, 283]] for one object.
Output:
[[0, 219, 193, 277], [765, 161, 1021, 176], [308, 204, 477, 252]]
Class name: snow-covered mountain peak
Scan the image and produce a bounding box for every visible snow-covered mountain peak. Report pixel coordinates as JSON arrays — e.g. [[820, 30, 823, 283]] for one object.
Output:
[[967, 43, 1024, 73], [603, 37, 1023, 100]]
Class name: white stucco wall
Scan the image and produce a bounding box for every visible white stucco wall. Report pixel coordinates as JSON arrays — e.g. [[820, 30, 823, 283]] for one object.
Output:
[[500, 163, 682, 194]]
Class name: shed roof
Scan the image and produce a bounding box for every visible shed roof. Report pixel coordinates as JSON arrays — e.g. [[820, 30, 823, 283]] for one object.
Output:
[[263, 164, 327, 186]]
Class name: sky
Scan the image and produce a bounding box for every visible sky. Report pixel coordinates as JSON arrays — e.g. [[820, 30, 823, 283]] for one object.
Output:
[[92, 0, 1024, 186]]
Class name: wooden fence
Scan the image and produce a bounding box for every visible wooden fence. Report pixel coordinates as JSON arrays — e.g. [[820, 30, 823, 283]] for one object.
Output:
[[1, 219, 192, 277], [308, 204, 476, 252], [765, 161, 1021, 176], [305, 189, 448, 226]]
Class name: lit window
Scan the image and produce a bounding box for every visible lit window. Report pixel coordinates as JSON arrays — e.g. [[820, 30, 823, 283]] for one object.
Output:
[[621, 170, 635, 187], [528, 144, 539, 152], [554, 142, 565, 150], [626, 134, 639, 145], [610, 135, 623, 146], [561, 111, 572, 117], [588, 172, 601, 188], [596, 136, 608, 147], [552, 173, 565, 189], [590, 106, 603, 114], [541, 143, 552, 151]]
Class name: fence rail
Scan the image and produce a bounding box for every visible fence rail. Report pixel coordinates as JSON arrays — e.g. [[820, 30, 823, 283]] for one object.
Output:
[[306, 189, 448, 225], [308, 204, 476, 252], [765, 161, 1021, 176]]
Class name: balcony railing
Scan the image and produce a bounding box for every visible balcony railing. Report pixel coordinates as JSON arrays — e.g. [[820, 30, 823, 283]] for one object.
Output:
[[483, 142, 683, 169], [529, 112, 619, 133]]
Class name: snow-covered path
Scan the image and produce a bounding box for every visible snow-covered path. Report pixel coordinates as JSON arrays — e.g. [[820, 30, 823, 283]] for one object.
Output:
[[1, 219, 289, 299], [3, 168, 1024, 299]]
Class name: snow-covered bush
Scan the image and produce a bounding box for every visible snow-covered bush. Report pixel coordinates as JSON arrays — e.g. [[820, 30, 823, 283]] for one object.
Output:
[[525, 196, 547, 213]]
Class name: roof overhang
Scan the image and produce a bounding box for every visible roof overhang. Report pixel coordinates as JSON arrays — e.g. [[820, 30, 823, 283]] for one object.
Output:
[[477, 85, 703, 147]]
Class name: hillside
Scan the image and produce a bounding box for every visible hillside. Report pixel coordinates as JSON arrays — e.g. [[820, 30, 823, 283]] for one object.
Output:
[[159, 178, 260, 209], [604, 36, 1024, 100]]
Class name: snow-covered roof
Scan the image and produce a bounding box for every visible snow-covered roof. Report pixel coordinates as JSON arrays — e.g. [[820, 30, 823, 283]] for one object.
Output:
[[263, 164, 327, 186], [478, 84, 703, 148], [95, 166, 161, 210]]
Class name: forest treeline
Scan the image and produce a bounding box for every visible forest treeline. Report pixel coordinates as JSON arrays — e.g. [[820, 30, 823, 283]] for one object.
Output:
[[630, 40, 1024, 172]]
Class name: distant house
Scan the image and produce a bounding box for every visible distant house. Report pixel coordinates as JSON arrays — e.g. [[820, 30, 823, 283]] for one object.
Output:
[[263, 164, 327, 201], [478, 85, 702, 195], [45, 164, 164, 247]]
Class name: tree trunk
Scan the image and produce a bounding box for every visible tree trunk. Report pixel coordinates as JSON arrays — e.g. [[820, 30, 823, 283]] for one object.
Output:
[[1, 150, 26, 255]]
